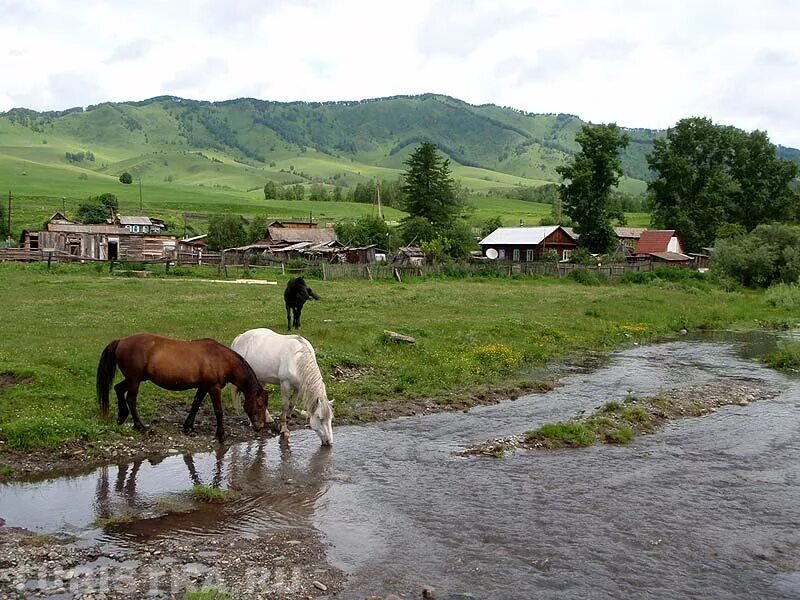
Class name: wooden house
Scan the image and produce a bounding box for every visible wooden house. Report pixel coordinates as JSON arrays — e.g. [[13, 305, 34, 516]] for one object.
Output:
[[631, 230, 692, 266], [263, 221, 338, 246], [614, 227, 647, 248], [22, 213, 177, 261], [478, 226, 578, 262], [394, 246, 426, 266], [116, 216, 166, 234]]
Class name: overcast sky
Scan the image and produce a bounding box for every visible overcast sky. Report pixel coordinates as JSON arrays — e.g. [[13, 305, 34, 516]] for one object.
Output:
[[2, 0, 799, 147]]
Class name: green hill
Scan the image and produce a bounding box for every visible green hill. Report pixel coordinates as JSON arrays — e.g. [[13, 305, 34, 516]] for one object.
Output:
[[4, 93, 794, 236], [0, 94, 656, 191]]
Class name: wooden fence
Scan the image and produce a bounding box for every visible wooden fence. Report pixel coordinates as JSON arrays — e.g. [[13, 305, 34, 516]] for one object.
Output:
[[319, 260, 655, 281], [0, 247, 657, 281]]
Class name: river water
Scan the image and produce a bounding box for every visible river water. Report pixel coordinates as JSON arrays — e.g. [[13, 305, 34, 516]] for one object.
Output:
[[2, 332, 799, 599]]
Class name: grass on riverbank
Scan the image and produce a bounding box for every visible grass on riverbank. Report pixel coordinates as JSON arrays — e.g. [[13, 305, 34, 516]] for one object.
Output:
[[184, 590, 234, 600], [764, 341, 800, 371], [0, 262, 797, 453], [191, 485, 239, 504], [465, 381, 770, 456]]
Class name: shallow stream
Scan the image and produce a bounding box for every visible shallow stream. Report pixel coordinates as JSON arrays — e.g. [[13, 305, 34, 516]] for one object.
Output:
[[2, 331, 799, 599]]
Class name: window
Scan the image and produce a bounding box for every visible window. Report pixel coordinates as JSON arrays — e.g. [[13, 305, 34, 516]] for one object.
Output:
[[512, 249, 520, 262], [498, 249, 506, 259], [132, 225, 139, 233], [562, 249, 572, 261], [526, 249, 534, 262]]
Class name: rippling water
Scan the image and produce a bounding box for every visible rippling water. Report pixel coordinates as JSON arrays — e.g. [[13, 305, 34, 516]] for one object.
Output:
[[2, 332, 799, 599]]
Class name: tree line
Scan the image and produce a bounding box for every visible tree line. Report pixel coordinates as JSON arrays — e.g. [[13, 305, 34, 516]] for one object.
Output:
[[558, 117, 799, 254]]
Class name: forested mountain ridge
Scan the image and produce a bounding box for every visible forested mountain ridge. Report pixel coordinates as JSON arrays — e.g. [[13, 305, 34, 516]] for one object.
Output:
[[1, 93, 797, 195]]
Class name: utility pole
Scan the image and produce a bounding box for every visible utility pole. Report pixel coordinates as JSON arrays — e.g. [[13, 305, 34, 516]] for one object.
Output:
[[138, 178, 143, 212], [7, 191, 11, 237], [375, 180, 384, 220]]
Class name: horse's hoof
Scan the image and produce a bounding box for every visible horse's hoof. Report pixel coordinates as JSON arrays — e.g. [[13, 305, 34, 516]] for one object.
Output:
[[183, 427, 194, 436]]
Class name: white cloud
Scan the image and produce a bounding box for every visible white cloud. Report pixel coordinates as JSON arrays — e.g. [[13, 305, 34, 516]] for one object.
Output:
[[1, 0, 799, 146]]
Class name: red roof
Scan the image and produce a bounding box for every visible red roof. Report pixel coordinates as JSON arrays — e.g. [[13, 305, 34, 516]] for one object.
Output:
[[635, 230, 676, 254]]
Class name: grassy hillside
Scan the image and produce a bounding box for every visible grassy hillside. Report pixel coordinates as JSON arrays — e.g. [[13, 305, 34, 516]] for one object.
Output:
[[0, 94, 661, 237]]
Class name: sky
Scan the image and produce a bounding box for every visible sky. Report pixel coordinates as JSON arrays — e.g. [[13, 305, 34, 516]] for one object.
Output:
[[2, 0, 800, 147]]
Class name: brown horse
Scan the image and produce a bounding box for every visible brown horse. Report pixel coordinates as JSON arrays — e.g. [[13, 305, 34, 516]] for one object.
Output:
[[96, 333, 271, 442]]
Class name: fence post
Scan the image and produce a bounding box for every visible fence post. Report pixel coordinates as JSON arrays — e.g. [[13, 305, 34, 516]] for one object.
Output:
[[322, 263, 327, 281]]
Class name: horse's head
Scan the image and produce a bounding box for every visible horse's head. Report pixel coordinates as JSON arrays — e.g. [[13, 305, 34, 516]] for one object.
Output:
[[308, 397, 334, 446], [244, 386, 270, 432]]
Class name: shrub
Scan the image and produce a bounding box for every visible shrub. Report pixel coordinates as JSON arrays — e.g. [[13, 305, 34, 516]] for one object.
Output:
[[568, 268, 604, 286], [712, 223, 800, 287], [764, 283, 800, 310]]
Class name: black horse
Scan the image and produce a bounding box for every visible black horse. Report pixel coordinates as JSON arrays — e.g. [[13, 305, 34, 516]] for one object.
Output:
[[284, 277, 319, 330]]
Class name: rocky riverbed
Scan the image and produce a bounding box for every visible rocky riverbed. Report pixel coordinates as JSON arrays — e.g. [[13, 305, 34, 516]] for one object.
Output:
[[460, 380, 777, 457], [0, 519, 343, 599]]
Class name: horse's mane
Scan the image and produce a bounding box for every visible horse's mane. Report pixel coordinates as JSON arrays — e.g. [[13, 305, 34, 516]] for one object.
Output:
[[293, 338, 332, 418]]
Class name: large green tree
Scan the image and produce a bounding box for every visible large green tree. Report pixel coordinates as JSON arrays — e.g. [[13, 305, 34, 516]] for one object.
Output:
[[556, 123, 629, 253], [207, 214, 246, 250], [334, 215, 398, 249], [75, 193, 119, 224], [647, 117, 799, 251], [263, 180, 277, 200], [400, 142, 460, 230]]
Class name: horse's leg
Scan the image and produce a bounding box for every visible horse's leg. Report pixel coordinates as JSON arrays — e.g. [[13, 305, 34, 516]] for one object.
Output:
[[125, 380, 147, 432], [280, 381, 293, 436], [209, 386, 225, 443], [286, 303, 293, 330], [114, 379, 129, 425], [294, 304, 302, 329], [183, 387, 207, 434]]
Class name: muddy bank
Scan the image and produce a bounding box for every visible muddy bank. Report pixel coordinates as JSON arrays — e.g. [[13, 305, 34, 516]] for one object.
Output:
[[461, 380, 777, 456], [0, 523, 343, 599], [0, 379, 557, 481]]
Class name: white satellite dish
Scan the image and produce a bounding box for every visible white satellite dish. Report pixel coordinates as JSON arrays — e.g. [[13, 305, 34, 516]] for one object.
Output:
[[486, 248, 499, 260]]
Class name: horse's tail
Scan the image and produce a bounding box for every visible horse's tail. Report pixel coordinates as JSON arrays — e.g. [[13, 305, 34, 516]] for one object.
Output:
[[308, 286, 319, 300], [97, 340, 120, 419]]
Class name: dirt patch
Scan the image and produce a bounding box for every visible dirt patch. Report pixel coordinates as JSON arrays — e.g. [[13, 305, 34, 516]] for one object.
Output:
[[0, 524, 343, 599], [461, 380, 777, 457], [0, 372, 34, 395]]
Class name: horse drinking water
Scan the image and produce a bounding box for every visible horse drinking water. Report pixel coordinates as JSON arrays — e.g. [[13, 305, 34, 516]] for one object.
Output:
[[231, 328, 333, 446], [96, 333, 271, 442], [284, 277, 319, 330]]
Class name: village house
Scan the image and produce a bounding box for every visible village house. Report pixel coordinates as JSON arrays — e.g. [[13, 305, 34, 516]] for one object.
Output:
[[478, 226, 578, 262], [262, 221, 338, 247], [631, 229, 692, 266], [22, 213, 177, 261], [115, 215, 166, 234], [614, 227, 648, 248]]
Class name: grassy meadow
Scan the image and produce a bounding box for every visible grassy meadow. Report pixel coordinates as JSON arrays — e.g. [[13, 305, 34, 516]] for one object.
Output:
[[0, 262, 796, 452]]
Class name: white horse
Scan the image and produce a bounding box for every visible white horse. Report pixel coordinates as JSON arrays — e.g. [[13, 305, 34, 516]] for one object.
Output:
[[231, 328, 333, 446]]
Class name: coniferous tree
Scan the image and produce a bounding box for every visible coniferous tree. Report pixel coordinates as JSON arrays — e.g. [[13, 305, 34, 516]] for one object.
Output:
[[400, 142, 460, 229]]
